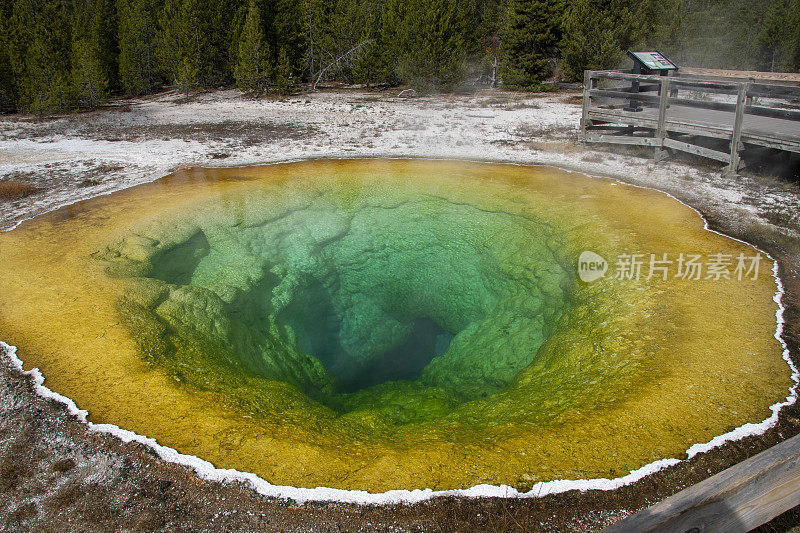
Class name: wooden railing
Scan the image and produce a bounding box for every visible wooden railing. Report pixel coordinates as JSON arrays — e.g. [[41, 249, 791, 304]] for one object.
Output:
[[601, 432, 800, 532], [580, 70, 800, 174]]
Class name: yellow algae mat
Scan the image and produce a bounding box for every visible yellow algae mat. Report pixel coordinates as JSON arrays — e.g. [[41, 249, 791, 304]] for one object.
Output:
[[0, 159, 792, 493]]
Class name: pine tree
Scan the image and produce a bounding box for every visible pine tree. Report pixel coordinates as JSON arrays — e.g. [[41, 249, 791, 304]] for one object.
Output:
[[371, 0, 405, 84], [234, 1, 271, 92], [118, 0, 160, 94], [92, 0, 120, 91], [790, 0, 800, 71], [157, 0, 237, 93], [272, 46, 295, 93], [349, 0, 383, 84], [302, 0, 378, 86], [22, 0, 73, 113], [560, 0, 645, 81], [303, 0, 324, 83], [156, 0, 184, 85], [500, 0, 564, 89], [176, 0, 206, 91], [272, 0, 305, 76], [385, 0, 473, 92], [641, 0, 685, 64], [0, 10, 18, 111], [759, 0, 800, 72], [204, 0, 239, 85], [72, 37, 108, 108], [71, 0, 115, 108], [474, 0, 503, 86]]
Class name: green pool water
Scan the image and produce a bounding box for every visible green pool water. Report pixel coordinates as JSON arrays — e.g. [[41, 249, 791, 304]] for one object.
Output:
[[0, 159, 790, 492], [111, 189, 571, 422]]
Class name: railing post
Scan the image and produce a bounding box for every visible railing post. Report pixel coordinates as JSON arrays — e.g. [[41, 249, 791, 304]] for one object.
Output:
[[727, 82, 748, 175], [654, 76, 671, 162], [581, 71, 592, 140], [668, 69, 678, 98]]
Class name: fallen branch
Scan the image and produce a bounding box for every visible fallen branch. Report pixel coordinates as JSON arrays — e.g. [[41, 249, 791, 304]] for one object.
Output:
[[312, 39, 375, 90]]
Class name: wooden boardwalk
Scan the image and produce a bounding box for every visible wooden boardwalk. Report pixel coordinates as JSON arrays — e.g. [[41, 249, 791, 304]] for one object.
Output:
[[581, 70, 800, 173], [601, 433, 800, 532]]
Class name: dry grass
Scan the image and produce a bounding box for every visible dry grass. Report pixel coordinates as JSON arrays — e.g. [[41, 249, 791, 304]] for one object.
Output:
[[0, 181, 39, 201]]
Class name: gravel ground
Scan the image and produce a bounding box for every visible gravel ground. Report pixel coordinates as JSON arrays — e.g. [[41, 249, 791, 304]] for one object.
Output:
[[1, 86, 799, 532]]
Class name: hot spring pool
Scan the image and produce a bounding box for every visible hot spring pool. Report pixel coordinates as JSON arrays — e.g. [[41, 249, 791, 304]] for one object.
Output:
[[0, 159, 793, 498]]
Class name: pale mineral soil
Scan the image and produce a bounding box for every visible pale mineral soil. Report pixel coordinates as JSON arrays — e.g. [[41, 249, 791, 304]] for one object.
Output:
[[0, 86, 799, 532]]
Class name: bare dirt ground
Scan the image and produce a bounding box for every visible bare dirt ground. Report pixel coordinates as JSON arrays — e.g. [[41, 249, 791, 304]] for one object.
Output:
[[680, 67, 800, 83], [1, 86, 799, 532]]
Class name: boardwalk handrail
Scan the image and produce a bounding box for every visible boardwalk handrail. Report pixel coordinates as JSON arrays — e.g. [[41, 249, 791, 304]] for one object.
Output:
[[588, 88, 800, 122], [580, 69, 800, 174], [591, 71, 800, 99], [601, 432, 800, 532]]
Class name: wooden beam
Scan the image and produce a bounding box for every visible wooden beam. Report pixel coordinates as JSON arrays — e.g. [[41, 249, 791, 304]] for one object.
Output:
[[589, 91, 800, 121], [592, 84, 663, 94], [671, 78, 742, 95], [587, 109, 660, 129], [581, 70, 592, 138], [585, 133, 659, 146], [585, 124, 653, 133], [748, 83, 800, 99], [582, 69, 800, 165], [655, 77, 671, 161], [745, 105, 800, 123], [589, 105, 759, 140], [728, 83, 748, 173], [592, 71, 681, 84], [587, 110, 734, 140], [677, 71, 800, 87], [601, 433, 800, 533], [663, 137, 732, 163], [590, 88, 661, 105], [591, 80, 800, 121], [740, 134, 800, 153]]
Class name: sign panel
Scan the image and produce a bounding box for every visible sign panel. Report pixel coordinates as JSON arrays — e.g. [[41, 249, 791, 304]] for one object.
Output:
[[628, 51, 678, 71]]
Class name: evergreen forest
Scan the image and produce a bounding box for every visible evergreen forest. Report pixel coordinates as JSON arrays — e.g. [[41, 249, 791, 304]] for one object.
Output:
[[1, 0, 798, 113]]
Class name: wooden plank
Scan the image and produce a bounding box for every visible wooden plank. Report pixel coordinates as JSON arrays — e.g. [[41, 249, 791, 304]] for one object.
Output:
[[587, 111, 659, 130], [591, 91, 800, 122], [581, 70, 592, 138], [587, 109, 734, 139], [590, 88, 661, 105], [593, 83, 662, 94], [663, 137, 732, 163], [595, 70, 800, 94], [582, 69, 800, 165], [749, 138, 800, 152], [677, 69, 800, 87], [666, 98, 736, 114], [588, 89, 800, 121], [741, 134, 800, 153], [729, 83, 748, 172], [601, 433, 800, 533], [590, 103, 800, 142], [655, 77, 670, 160], [585, 133, 659, 146], [592, 71, 670, 84], [584, 124, 653, 132], [748, 83, 800, 99], [671, 78, 742, 94], [593, 73, 800, 106], [745, 105, 800, 123]]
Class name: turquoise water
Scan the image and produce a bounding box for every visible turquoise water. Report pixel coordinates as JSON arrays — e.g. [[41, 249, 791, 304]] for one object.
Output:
[[117, 191, 571, 420], [2, 159, 787, 492]]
